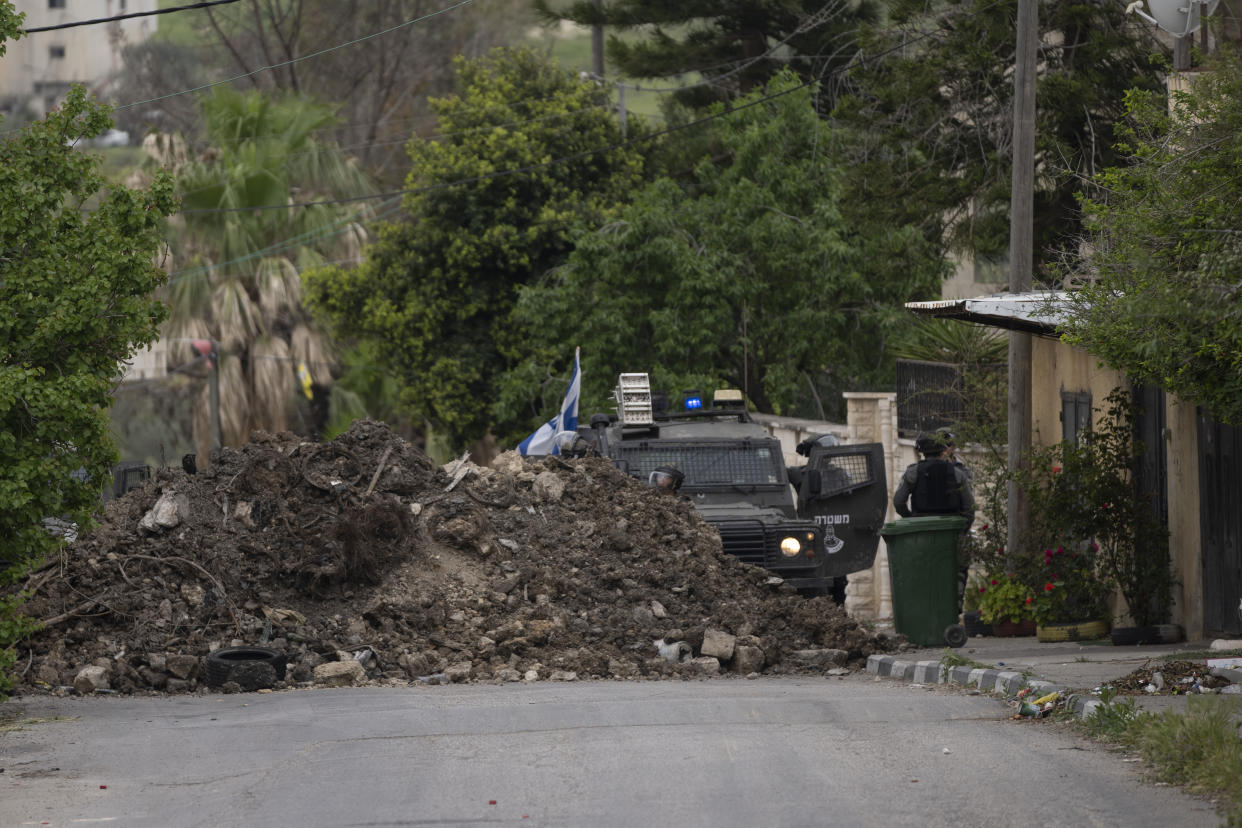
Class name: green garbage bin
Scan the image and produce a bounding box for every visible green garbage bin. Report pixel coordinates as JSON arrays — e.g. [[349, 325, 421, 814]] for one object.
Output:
[[880, 515, 969, 648]]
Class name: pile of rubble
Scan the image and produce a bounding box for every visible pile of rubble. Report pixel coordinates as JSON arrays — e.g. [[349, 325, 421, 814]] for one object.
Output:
[[11, 420, 901, 695]]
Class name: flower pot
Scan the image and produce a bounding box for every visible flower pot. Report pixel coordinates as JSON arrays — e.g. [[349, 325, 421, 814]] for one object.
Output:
[[1036, 619, 1110, 642], [991, 619, 1037, 637], [962, 610, 993, 637]]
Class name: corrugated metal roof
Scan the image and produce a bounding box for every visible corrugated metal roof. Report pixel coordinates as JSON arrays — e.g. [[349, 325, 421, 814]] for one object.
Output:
[[904, 290, 1070, 337]]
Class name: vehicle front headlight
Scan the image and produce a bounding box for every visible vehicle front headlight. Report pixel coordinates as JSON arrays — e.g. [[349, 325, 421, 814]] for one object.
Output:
[[779, 536, 803, 557]]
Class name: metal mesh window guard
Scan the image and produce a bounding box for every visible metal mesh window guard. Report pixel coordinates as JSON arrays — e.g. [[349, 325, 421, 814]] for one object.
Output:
[[813, 452, 871, 497], [618, 440, 785, 487]]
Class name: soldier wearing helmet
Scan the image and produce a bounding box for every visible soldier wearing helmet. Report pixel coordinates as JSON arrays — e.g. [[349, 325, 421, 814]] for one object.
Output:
[[893, 430, 974, 522], [648, 464, 685, 496]]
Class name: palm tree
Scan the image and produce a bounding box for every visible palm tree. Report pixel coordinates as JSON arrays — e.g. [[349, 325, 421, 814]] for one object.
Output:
[[155, 89, 379, 458]]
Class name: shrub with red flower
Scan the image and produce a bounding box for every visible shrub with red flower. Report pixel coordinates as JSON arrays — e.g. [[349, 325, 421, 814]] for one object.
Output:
[[977, 572, 1036, 624], [1028, 546, 1110, 625]]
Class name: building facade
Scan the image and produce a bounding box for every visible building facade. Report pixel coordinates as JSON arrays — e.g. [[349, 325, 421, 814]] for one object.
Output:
[[0, 0, 158, 117]]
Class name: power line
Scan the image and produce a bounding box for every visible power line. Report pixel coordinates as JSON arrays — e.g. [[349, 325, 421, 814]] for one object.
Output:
[[173, 0, 1011, 216], [116, 0, 476, 111], [21, 0, 242, 34], [167, 195, 407, 284]]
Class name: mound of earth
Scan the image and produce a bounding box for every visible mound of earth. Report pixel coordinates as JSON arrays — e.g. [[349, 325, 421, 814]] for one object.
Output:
[[10, 420, 902, 695]]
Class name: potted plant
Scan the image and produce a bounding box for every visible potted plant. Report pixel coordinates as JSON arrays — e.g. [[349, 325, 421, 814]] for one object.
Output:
[[1028, 545, 1111, 641], [977, 573, 1036, 636], [1005, 391, 1176, 643]]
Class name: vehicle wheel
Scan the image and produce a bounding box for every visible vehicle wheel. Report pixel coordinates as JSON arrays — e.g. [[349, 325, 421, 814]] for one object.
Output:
[[944, 624, 968, 649], [204, 646, 287, 689]]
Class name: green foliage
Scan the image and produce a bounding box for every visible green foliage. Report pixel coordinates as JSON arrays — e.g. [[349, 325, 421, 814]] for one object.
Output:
[[305, 47, 648, 448], [833, 0, 1163, 270], [1082, 685, 1142, 740], [1025, 544, 1111, 626], [0, 58, 175, 697], [535, 0, 879, 111], [976, 572, 1034, 625], [1130, 697, 1242, 815], [972, 389, 1172, 627], [500, 71, 939, 428], [1015, 390, 1171, 626], [163, 88, 378, 450], [1081, 692, 1242, 823], [890, 318, 1007, 365], [1062, 47, 1242, 425]]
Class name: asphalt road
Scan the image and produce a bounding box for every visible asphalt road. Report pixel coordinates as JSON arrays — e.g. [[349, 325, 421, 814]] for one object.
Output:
[[0, 676, 1218, 827]]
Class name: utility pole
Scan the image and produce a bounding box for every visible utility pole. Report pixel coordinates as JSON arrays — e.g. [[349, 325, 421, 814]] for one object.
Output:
[[1007, 0, 1037, 558], [591, 0, 604, 77]]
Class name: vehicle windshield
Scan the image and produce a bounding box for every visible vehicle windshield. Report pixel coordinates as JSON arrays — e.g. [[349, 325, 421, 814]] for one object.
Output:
[[618, 440, 785, 487]]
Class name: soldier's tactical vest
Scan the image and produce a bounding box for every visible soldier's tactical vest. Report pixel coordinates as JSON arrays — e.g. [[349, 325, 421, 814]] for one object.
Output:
[[911, 459, 962, 514]]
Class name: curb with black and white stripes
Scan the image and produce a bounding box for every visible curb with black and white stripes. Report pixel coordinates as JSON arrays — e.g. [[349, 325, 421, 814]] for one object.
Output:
[[866, 654, 1105, 719]]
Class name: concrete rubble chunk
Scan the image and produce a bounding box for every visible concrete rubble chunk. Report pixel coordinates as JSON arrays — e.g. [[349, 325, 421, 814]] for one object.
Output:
[[790, 648, 848, 668], [489, 451, 525, 476], [609, 658, 640, 678], [73, 665, 110, 695], [314, 660, 366, 687], [444, 661, 474, 683], [732, 644, 765, 674], [682, 656, 721, 676], [532, 471, 565, 502], [165, 654, 199, 680], [701, 628, 736, 661], [138, 492, 190, 533]]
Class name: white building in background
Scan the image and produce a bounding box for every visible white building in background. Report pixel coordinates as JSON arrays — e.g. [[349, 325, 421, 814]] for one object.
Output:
[[0, 0, 158, 117]]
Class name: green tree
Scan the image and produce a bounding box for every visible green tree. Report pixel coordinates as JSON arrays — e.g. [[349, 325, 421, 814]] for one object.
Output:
[[832, 0, 1163, 271], [157, 88, 378, 456], [536, 0, 879, 110], [500, 71, 939, 422], [0, 4, 175, 697], [305, 47, 648, 448], [1061, 47, 1242, 425]]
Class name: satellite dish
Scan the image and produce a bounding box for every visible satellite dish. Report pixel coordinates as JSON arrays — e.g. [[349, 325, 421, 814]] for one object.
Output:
[[1127, 0, 1215, 37]]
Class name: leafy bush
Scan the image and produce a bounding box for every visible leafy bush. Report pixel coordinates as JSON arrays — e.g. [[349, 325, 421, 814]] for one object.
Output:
[[971, 389, 1172, 627], [977, 572, 1034, 625], [0, 33, 174, 698]]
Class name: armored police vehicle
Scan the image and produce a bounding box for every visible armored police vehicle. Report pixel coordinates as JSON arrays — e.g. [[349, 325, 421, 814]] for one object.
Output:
[[581, 374, 888, 598]]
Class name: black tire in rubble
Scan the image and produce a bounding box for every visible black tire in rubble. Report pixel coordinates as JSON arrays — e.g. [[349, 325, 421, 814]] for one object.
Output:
[[204, 646, 287, 689]]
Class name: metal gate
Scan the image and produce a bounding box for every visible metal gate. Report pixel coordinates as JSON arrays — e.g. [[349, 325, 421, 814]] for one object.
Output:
[[1198, 410, 1242, 635]]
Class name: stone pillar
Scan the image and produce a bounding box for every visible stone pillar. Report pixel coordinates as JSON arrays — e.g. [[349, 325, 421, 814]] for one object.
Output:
[[842, 392, 901, 622]]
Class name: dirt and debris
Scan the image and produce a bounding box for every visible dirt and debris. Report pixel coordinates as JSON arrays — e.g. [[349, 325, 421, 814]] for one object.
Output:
[[9, 420, 902, 695], [1107, 660, 1232, 695]]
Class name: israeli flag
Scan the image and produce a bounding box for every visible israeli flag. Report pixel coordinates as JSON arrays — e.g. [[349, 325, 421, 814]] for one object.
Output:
[[517, 348, 581, 456]]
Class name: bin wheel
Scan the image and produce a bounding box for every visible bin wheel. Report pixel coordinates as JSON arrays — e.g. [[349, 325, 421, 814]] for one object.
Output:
[[944, 624, 968, 649]]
